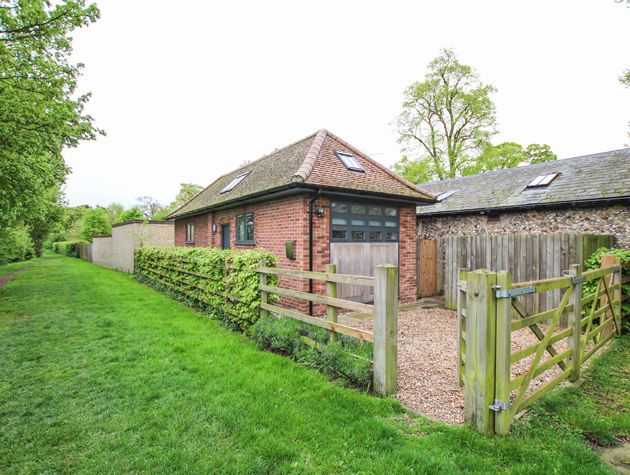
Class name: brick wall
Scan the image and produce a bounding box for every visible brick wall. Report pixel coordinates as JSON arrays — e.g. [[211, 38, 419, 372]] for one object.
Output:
[[417, 204, 630, 248], [175, 194, 419, 314]]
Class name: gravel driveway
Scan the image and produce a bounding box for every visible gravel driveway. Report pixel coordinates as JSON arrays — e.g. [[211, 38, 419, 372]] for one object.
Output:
[[340, 304, 569, 425]]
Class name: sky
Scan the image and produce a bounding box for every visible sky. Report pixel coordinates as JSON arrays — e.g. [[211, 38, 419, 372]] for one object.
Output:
[[63, 0, 630, 208]]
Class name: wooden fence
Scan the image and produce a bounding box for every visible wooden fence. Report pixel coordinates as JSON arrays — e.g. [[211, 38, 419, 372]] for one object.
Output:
[[258, 262, 398, 396], [458, 255, 626, 435], [425, 232, 614, 310]]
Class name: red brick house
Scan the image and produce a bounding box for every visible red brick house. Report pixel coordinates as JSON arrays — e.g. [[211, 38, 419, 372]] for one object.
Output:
[[168, 129, 435, 313]]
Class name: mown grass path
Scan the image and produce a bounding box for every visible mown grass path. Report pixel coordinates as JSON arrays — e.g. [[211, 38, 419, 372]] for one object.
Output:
[[0, 254, 624, 474]]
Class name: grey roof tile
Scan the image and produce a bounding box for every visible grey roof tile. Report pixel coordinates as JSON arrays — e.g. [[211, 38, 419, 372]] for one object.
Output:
[[416, 148, 630, 215]]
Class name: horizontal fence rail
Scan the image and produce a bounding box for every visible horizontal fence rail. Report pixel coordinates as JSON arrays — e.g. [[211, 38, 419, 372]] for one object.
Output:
[[458, 255, 625, 435], [258, 262, 398, 396]]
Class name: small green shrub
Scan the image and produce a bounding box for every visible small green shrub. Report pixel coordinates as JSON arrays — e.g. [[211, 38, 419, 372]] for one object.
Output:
[[584, 247, 630, 329], [249, 315, 374, 390], [52, 240, 88, 258], [134, 246, 277, 331]]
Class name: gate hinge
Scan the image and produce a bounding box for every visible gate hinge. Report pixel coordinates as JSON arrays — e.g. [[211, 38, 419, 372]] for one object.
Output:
[[489, 399, 511, 412], [495, 286, 536, 299]]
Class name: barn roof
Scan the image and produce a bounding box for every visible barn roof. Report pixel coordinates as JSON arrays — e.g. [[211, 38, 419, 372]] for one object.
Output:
[[415, 148, 630, 216], [168, 129, 435, 219]]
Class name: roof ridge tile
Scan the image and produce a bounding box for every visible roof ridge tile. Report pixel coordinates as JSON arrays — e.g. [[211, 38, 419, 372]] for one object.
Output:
[[292, 129, 327, 183]]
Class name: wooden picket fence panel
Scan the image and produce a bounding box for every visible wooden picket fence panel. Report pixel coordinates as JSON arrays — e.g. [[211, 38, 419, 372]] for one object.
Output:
[[458, 255, 624, 435], [257, 262, 399, 396], [440, 232, 614, 311]]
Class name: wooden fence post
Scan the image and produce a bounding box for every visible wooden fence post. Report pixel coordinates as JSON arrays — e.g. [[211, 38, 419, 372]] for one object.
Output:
[[568, 263, 582, 382], [494, 270, 512, 435], [373, 264, 398, 396], [457, 268, 467, 387], [464, 269, 497, 435], [326, 264, 338, 343], [259, 260, 268, 320]]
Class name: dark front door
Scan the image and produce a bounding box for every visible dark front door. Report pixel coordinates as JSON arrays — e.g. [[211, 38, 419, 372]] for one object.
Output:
[[221, 224, 230, 249]]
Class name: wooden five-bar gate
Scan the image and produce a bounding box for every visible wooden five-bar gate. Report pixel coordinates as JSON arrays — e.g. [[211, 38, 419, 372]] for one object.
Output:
[[458, 255, 626, 434]]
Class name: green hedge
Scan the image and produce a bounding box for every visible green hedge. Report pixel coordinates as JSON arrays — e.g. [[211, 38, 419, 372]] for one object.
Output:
[[134, 247, 277, 330], [584, 247, 630, 323], [52, 240, 88, 258]]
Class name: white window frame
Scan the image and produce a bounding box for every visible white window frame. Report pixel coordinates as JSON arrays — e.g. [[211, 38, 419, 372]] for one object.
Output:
[[220, 172, 250, 194], [334, 151, 364, 172], [185, 223, 195, 243]]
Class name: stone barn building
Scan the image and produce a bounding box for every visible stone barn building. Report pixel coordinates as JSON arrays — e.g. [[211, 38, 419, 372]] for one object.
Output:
[[168, 129, 435, 311], [416, 148, 630, 248]]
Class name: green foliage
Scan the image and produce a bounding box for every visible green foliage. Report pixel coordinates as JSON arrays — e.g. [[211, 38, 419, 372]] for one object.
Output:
[[152, 183, 204, 220], [134, 247, 276, 330], [0, 225, 34, 265], [392, 49, 557, 183], [0, 0, 102, 230], [79, 208, 111, 242], [462, 142, 557, 175], [584, 247, 630, 322], [105, 203, 124, 224], [52, 240, 88, 257], [248, 315, 374, 389], [135, 196, 165, 220], [394, 48, 497, 182], [115, 207, 145, 223]]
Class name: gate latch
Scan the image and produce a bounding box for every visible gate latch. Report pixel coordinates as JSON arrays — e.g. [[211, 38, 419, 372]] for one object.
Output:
[[495, 286, 535, 299], [572, 276, 585, 285], [489, 399, 511, 412]]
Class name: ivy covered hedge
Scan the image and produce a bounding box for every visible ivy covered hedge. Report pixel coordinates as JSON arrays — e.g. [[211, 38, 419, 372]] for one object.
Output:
[[52, 240, 88, 258], [134, 247, 277, 330]]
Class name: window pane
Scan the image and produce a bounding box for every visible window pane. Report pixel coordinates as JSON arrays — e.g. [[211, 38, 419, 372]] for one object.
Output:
[[368, 207, 382, 215], [246, 215, 254, 241], [369, 220, 381, 227], [369, 231, 381, 241], [385, 231, 398, 241], [332, 218, 347, 225], [384, 207, 397, 216], [351, 219, 365, 226], [384, 221, 397, 227], [331, 202, 348, 213], [236, 216, 244, 241], [351, 205, 365, 214], [351, 231, 365, 240], [332, 230, 346, 239]]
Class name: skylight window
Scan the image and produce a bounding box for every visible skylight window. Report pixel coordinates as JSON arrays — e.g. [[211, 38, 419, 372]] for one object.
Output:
[[436, 190, 457, 202], [526, 173, 559, 188], [220, 172, 250, 193], [334, 151, 364, 172]]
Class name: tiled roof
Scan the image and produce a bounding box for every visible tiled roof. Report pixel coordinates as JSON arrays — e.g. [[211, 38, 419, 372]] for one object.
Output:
[[169, 129, 435, 218], [416, 148, 630, 216]]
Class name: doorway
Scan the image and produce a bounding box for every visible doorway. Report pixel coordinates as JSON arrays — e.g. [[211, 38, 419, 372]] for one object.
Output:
[[221, 224, 230, 249]]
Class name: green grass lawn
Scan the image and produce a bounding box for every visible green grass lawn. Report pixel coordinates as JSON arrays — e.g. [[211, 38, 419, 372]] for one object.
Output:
[[0, 254, 627, 474]]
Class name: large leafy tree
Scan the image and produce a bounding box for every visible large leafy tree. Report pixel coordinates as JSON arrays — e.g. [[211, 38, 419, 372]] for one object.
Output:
[[0, 0, 101, 230], [394, 49, 497, 182], [462, 142, 557, 175], [393, 49, 556, 183], [79, 207, 110, 241]]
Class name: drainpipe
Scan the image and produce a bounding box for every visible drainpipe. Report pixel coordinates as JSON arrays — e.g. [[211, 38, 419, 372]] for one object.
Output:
[[308, 190, 322, 316]]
